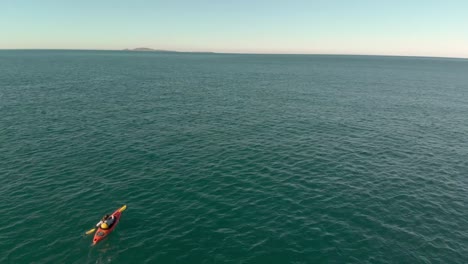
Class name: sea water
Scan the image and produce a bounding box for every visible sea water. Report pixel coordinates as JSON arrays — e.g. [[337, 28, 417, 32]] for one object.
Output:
[[1, 50, 467, 263]]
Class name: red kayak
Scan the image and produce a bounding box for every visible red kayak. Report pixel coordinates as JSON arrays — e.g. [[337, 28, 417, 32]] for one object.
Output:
[[92, 205, 127, 245]]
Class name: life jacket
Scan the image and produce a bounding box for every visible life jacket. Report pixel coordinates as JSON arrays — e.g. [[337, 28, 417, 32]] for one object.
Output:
[[105, 216, 115, 226]]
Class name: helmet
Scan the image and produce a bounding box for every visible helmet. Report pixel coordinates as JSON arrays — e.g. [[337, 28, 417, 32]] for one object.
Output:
[[101, 223, 109, 229]]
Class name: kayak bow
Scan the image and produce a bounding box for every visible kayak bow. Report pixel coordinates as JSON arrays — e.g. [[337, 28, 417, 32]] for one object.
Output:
[[92, 205, 126, 245]]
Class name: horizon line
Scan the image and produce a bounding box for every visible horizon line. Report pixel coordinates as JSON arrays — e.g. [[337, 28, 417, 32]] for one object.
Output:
[[0, 48, 467, 60]]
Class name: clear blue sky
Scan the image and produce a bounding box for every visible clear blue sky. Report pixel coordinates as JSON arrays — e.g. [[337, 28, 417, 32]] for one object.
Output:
[[1, 0, 467, 57]]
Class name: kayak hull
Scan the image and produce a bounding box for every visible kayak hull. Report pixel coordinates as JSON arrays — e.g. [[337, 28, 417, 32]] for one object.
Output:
[[92, 208, 123, 245]]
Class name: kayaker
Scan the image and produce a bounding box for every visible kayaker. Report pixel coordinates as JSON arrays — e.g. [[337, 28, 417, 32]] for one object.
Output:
[[96, 214, 115, 229]]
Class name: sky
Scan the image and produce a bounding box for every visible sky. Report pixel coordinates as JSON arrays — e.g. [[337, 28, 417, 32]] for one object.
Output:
[[1, 0, 467, 57]]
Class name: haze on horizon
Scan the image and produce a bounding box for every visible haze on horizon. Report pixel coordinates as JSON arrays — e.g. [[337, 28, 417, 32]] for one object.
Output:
[[1, 0, 467, 58]]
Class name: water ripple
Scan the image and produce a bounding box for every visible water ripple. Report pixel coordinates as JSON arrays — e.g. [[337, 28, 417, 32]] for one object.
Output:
[[1, 51, 468, 263]]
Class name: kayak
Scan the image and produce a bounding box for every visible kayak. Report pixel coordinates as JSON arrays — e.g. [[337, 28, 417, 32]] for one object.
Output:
[[92, 205, 126, 245]]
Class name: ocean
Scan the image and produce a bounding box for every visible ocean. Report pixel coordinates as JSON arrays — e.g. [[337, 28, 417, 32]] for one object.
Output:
[[1, 50, 467, 263]]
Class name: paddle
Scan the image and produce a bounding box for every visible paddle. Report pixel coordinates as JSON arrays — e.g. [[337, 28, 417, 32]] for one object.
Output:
[[84, 205, 127, 235], [85, 228, 96, 235], [118, 205, 127, 212]]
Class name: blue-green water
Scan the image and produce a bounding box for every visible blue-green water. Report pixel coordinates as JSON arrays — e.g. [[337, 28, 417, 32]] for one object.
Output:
[[1, 50, 468, 263]]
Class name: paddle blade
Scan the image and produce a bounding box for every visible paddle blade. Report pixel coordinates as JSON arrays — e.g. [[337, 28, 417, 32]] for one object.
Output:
[[118, 205, 127, 212], [85, 228, 96, 235]]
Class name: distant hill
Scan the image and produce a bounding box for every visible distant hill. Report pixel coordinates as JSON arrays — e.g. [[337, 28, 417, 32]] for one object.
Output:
[[123, 47, 178, 52], [123, 47, 215, 54]]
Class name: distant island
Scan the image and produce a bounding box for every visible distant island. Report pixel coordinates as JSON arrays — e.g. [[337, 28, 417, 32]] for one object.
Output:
[[123, 47, 178, 52], [123, 47, 215, 54]]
